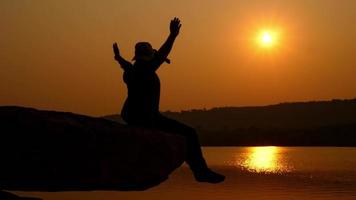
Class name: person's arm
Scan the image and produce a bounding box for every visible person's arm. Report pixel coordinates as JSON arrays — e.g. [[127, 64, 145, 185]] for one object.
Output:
[[113, 42, 132, 70], [152, 18, 182, 70]]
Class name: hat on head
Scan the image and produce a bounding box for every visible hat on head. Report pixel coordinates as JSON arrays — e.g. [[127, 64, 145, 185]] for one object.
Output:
[[132, 42, 154, 61], [133, 42, 171, 64]]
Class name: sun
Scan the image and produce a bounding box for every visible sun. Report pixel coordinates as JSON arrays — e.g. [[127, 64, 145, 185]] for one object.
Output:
[[258, 30, 277, 48], [262, 32, 272, 44]]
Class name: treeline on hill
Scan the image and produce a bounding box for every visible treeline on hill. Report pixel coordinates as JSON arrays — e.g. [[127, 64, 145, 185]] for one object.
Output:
[[105, 99, 356, 146]]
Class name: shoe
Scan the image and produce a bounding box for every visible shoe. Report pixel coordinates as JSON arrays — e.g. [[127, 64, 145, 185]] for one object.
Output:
[[193, 168, 225, 183]]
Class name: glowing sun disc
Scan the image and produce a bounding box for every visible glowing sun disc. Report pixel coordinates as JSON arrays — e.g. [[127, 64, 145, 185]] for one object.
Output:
[[262, 32, 272, 43], [258, 30, 276, 47]]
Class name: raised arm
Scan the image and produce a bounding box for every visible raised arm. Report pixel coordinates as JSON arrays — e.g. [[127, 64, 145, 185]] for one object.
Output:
[[156, 17, 182, 62], [113, 42, 132, 71]]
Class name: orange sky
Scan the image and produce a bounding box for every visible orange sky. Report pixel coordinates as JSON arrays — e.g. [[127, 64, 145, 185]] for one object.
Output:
[[1, 0, 356, 116]]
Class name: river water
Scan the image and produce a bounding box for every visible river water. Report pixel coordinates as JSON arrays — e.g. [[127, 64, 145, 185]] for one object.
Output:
[[15, 147, 356, 200]]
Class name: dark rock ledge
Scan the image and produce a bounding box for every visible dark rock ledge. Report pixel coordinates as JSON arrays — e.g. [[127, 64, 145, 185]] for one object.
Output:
[[0, 106, 186, 199]]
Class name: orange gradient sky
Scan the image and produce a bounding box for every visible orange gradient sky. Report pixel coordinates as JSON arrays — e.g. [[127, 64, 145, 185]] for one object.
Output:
[[1, 0, 356, 116]]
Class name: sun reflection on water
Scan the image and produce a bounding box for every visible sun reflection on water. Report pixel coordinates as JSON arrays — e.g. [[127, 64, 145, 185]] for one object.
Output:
[[238, 146, 293, 173]]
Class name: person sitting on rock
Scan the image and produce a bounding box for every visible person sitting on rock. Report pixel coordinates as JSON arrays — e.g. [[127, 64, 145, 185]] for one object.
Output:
[[113, 17, 225, 183]]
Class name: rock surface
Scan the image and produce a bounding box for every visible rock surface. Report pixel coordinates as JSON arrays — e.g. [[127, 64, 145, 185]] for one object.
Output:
[[0, 106, 186, 192], [0, 190, 41, 200]]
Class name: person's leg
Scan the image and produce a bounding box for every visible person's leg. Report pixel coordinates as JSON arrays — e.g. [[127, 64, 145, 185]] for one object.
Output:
[[152, 115, 225, 183], [153, 115, 207, 171]]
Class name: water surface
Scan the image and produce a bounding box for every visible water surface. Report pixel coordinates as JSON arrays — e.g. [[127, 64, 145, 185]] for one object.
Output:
[[16, 147, 356, 200]]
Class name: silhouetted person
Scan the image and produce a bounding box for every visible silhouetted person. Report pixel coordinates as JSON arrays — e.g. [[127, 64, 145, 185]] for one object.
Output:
[[113, 18, 225, 183]]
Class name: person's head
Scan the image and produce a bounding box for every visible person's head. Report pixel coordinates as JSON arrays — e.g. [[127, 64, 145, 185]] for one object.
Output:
[[133, 42, 156, 61]]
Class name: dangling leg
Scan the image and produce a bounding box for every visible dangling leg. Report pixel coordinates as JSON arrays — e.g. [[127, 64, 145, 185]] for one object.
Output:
[[153, 115, 225, 183]]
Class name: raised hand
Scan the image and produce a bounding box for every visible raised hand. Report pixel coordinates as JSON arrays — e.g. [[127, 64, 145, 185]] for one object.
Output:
[[170, 17, 182, 37], [113, 42, 120, 61], [112, 42, 132, 70]]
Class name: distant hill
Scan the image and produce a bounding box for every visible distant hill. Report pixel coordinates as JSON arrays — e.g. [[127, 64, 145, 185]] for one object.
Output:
[[104, 99, 356, 146]]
